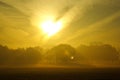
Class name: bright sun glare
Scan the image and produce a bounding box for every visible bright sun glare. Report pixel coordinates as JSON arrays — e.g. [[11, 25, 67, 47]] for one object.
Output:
[[40, 20, 62, 37]]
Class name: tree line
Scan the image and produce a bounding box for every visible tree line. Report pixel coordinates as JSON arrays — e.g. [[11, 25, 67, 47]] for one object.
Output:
[[0, 44, 120, 66]]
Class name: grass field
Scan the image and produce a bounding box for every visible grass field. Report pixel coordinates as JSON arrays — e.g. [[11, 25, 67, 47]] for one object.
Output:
[[0, 66, 120, 80]]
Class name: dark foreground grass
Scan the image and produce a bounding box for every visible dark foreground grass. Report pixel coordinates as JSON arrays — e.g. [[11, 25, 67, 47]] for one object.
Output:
[[0, 66, 120, 80]]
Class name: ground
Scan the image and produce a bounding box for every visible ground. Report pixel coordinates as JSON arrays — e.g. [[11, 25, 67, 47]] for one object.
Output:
[[0, 66, 120, 80]]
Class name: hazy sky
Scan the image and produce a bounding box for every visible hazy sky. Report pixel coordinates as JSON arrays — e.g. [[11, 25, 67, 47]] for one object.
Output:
[[0, 0, 120, 48]]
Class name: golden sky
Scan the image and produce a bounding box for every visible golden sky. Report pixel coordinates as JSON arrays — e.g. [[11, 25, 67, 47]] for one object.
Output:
[[0, 0, 120, 48]]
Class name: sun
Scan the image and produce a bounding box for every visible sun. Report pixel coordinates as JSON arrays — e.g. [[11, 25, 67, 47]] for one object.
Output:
[[40, 20, 62, 37]]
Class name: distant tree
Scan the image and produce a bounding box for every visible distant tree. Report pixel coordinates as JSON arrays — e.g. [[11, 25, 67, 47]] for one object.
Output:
[[0, 45, 8, 65], [45, 44, 76, 64], [77, 44, 119, 64], [13, 47, 43, 65], [25, 47, 42, 64], [0, 45, 43, 66]]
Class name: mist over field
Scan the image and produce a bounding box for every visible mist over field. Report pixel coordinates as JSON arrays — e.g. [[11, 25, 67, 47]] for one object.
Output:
[[0, 0, 120, 79], [0, 43, 120, 68]]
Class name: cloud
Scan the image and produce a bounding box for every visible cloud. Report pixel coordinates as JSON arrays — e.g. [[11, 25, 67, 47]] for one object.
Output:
[[54, 0, 120, 46], [0, 0, 120, 48], [0, 1, 40, 48], [62, 11, 120, 46]]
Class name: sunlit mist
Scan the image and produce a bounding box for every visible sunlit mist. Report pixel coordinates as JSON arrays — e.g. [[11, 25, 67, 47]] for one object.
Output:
[[0, 0, 120, 73], [40, 20, 63, 37]]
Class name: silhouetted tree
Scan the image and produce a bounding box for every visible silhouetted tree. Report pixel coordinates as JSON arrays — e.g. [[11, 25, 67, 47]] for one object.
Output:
[[0, 45, 9, 65], [45, 44, 76, 64], [0, 45, 43, 66], [77, 44, 119, 64], [0, 43, 119, 66]]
